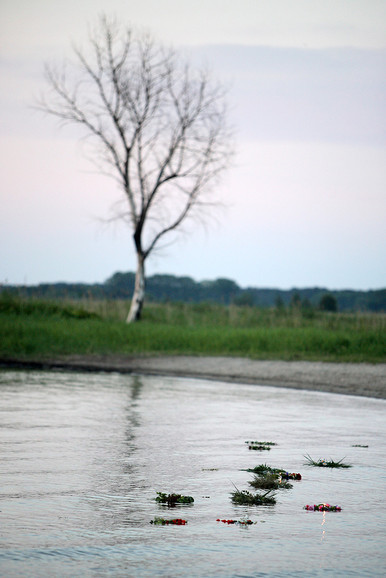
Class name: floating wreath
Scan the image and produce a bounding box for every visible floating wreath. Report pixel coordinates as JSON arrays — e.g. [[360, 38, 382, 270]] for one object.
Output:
[[304, 454, 351, 468], [231, 488, 276, 506], [304, 504, 342, 512], [246, 465, 302, 480], [244, 464, 301, 491], [281, 472, 302, 480], [248, 472, 292, 491], [245, 464, 285, 476], [150, 517, 187, 525], [217, 518, 256, 525], [155, 492, 194, 506], [245, 441, 277, 451]]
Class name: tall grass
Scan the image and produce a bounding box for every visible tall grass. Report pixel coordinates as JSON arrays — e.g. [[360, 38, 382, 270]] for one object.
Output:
[[0, 294, 385, 362]]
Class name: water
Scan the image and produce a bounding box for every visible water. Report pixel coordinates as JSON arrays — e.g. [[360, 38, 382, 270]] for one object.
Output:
[[0, 370, 385, 577]]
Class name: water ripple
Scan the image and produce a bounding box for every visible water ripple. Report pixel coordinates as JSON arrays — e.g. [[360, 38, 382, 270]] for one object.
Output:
[[0, 370, 385, 577]]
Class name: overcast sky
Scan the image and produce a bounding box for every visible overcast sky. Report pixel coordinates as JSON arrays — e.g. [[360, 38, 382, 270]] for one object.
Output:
[[1, 0, 385, 290]]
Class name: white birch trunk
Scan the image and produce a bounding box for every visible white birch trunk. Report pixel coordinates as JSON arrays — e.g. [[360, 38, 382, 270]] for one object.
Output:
[[126, 255, 145, 323]]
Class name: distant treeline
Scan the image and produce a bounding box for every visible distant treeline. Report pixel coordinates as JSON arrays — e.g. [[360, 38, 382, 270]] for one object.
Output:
[[2, 272, 385, 312]]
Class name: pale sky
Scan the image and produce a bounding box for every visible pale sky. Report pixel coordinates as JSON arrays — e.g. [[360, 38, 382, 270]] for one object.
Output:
[[1, 0, 385, 290]]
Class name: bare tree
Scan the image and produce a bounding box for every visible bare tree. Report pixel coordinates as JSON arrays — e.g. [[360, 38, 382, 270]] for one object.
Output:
[[39, 16, 232, 322]]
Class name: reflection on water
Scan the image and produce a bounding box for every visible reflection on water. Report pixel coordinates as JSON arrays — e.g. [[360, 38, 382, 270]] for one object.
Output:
[[0, 370, 385, 577]]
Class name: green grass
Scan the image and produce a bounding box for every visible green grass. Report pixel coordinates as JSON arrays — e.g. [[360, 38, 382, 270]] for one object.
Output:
[[0, 294, 385, 362]]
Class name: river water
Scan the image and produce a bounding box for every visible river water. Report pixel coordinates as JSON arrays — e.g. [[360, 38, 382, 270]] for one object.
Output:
[[0, 369, 385, 577]]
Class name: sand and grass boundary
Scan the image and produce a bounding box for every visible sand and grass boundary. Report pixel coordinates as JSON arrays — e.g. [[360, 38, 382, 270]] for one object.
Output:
[[1, 355, 385, 399]]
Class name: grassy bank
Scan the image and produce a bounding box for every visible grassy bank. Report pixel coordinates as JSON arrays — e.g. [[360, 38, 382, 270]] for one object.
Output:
[[0, 295, 385, 362]]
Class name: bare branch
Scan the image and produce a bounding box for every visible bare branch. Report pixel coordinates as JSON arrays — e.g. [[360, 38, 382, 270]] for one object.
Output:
[[38, 15, 233, 321]]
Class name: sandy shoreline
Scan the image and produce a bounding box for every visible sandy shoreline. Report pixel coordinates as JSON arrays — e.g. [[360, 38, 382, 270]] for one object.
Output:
[[1, 355, 385, 399]]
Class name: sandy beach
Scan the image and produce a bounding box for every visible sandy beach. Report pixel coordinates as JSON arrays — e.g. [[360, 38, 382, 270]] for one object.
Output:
[[2, 355, 385, 399]]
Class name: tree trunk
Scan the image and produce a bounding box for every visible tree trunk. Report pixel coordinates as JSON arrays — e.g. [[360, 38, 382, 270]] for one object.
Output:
[[126, 254, 145, 323]]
